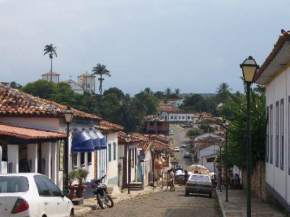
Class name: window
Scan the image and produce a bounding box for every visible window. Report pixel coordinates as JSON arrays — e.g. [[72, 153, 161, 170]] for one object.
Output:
[[113, 143, 117, 160], [72, 153, 78, 168], [108, 144, 112, 162], [34, 175, 51, 196], [266, 106, 269, 162], [280, 99, 284, 170], [275, 101, 279, 168], [46, 178, 62, 197], [34, 175, 62, 197], [81, 153, 85, 165], [88, 152, 92, 165], [270, 105, 273, 164], [0, 176, 28, 193]]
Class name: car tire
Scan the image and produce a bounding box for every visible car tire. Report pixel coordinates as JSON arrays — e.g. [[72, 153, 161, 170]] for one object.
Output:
[[185, 191, 189, 196]]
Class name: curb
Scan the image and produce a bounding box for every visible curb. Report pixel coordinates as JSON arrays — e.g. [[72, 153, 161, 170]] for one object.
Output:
[[216, 189, 226, 217]]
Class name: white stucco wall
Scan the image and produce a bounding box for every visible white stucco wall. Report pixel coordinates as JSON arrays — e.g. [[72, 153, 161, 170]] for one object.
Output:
[[106, 133, 120, 194], [265, 66, 290, 205]]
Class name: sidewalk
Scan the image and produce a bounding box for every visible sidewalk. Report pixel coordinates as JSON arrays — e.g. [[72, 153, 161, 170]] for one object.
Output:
[[74, 186, 161, 216], [216, 189, 287, 217]]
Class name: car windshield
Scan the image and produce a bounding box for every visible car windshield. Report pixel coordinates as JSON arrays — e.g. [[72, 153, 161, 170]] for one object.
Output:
[[0, 176, 29, 193], [190, 175, 210, 182]]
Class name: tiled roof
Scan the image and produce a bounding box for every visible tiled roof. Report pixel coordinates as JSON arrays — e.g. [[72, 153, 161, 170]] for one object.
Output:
[[0, 123, 66, 140], [0, 84, 101, 121], [118, 132, 170, 152], [98, 120, 124, 133], [255, 31, 290, 81]]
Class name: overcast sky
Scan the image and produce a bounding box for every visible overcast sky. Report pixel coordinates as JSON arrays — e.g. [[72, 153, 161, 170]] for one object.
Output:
[[0, 0, 289, 94]]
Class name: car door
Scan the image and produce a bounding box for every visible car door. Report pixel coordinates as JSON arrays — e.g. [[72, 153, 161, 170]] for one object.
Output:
[[34, 175, 58, 217], [45, 178, 70, 217]]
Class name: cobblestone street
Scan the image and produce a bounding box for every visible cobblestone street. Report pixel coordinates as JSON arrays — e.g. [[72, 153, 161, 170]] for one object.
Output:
[[84, 187, 220, 217]]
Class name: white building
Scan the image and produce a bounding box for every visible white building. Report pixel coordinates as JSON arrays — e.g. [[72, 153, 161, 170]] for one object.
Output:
[[66, 79, 84, 95], [42, 72, 60, 83], [0, 84, 102, 188], [193, 133, 224, 172], [78, 73, 96, 94], [255, 31, 290, 212], [159, 111, 196, 123], [97, 120, 123, 195]]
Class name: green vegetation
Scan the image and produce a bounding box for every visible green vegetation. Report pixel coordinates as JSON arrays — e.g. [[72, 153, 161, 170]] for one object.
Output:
[[92, 63, 111, 95], [21, 80, 158, 132], [218, 85, 266, 167], [44, 44, 57, 73]]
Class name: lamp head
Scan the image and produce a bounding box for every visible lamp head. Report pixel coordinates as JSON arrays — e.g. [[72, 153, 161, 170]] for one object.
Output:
[[240, 56, 259, 83]]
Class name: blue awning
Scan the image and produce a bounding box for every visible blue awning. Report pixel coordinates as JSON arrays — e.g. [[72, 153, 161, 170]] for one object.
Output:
[[72, 129, 95, 152], [96, 130, 107, 149], [88, 130, 102, 150]]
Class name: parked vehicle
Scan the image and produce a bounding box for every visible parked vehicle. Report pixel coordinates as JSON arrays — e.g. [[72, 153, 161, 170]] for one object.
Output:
[[185, 174, 213, 198], [180, 144, 187, 148], [183, 151, 191, 158], [0, 173, 74, 217], [92, 175, 114, 209], [173, 147, 180, 152]]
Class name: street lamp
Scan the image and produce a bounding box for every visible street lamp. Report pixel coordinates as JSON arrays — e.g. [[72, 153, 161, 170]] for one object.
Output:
[[63, 106, 73, 194], [240, 56, 259, 217], [151, 145, 156, 189]]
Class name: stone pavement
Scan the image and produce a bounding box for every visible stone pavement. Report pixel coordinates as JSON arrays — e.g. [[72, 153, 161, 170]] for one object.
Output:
[[216, 189, 287, 217], [74, 186, 161, 217]]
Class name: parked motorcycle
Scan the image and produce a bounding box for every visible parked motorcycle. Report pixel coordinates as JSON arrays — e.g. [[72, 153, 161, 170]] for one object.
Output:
[[92, 175, 114, 209]]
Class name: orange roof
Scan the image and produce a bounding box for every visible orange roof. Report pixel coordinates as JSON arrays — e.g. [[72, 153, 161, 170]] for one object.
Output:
[[0, 84, 101, 121], [0, 123, 66, 140], [98, 120, 124, 132]]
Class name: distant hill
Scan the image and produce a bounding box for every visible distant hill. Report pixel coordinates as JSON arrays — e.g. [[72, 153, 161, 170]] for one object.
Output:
[[180, 93, 216, 98]]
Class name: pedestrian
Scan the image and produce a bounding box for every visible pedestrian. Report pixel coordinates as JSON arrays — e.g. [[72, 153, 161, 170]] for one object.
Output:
[[167, 169, 175, 191], [184, 170, 189, 185]]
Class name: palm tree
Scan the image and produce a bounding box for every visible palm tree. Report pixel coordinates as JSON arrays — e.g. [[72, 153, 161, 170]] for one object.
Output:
[[92, 64, 111, 95], [43, 44, 57, 77]]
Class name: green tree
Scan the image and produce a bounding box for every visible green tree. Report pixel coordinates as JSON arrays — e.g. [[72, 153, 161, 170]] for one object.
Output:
[[22, 80, 57, 99], [92, 64, 111, 95], [224, 86, 266, 167], [44, 44, 57, 74]]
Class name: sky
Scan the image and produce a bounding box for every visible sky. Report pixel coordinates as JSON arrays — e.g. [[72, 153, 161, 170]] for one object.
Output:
[[0, 0, 290, 95]]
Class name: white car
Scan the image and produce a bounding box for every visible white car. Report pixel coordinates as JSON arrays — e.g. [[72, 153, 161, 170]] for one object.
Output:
[[0, 173, 74, 217]]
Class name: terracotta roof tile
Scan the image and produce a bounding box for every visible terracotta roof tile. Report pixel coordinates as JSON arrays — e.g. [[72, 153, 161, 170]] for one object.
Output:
[[0, 123, 66, 140], [0, 84, 101, 120], [98, 120, 124, 132]]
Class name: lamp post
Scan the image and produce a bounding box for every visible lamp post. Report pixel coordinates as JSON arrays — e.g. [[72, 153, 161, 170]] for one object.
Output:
[[240, 56, 259, 217], [63, 106, 73, 194], [151, 146, 156, 189]]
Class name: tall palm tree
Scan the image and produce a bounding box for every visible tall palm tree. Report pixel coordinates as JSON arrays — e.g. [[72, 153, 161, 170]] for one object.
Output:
[[44, 44, 57, 77], [92, 64, 111, 95]]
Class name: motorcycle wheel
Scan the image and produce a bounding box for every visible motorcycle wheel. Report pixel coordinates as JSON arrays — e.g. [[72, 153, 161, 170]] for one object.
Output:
[[105, 194, 114, 208], [97, 194, 106, 209]]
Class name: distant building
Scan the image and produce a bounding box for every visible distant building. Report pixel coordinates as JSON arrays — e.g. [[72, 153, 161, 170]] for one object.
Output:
[[144, 115, 169, 135], [42, 72, 60, 83], [78, 72, 96, 94], [66, 79, 84, 95]]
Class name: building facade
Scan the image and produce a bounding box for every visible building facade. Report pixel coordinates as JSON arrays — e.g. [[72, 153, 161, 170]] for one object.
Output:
[[256, 31, 290, 212], [42, 72, 60, 83]]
